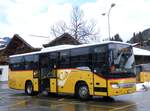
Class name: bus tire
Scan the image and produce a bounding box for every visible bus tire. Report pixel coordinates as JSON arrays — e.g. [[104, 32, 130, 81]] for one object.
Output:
[[25, 81, 38, 96], [76, 83, 89, 100]]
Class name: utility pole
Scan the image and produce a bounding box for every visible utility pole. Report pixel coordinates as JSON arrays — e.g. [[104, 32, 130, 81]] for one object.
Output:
[[102, 3, 116, 40]]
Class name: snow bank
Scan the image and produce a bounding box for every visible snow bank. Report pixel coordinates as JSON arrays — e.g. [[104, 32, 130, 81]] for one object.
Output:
[[136, 82, 150, 91]]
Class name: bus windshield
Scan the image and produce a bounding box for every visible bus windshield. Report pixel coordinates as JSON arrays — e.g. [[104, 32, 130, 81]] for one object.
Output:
[[109, 44, 135, 74]]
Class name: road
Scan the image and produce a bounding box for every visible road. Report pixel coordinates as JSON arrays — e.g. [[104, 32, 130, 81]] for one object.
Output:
[[0, 82, 150, 111]]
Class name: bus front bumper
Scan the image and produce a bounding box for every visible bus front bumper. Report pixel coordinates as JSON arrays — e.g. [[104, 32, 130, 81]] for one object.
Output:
[[107, 78, 136, 96]]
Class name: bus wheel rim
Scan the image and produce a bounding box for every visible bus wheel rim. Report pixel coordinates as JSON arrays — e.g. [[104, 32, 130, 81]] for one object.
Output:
[[27, 85, 32, 94], [79, 86, 88, 98]]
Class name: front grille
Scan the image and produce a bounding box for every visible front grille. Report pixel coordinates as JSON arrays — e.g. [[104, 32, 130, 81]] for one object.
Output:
[[119, 83, 135, 88]]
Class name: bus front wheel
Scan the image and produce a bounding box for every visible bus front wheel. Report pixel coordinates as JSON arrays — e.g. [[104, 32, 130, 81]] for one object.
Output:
[[76, 83, 90, 100], [25, 81, 38, 96]]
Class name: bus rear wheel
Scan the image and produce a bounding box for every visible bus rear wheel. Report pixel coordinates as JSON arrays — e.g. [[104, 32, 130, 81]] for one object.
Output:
[[76, 83, 90, 100], [25, 81, 38, 96]]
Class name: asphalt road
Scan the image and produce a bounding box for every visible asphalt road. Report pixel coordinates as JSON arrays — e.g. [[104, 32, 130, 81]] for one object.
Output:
[[0, 83, 150, 111]]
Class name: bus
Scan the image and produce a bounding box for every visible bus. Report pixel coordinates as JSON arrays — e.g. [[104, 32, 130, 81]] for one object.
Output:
[[8, 41, 136, 99], [136, 64, 150, 83]]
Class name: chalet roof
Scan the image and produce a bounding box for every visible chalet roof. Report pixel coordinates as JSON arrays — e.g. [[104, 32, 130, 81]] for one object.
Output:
[[0, 38, 5, 42], [17, 34, 51, 49], [43, 33, 81, 47], [0, 34, 51, 56], [133, 47, 150, 56], [0, 47, 5, 51]]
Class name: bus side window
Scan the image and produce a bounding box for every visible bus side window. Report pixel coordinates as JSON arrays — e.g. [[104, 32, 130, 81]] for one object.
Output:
[[24, 55, 39, 70], [59, 50, 70, 68], [33, 55, 39, 78], [136, 66, 142, 75], [10, 56, 25, 71], [25, 55, 34, 70], [70, 47, 90, 68], [49, 52, 59, 77], [33, 55, 39, 70]]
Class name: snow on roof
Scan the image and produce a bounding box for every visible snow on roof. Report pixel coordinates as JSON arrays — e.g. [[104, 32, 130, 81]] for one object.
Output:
[[131, 43, 140, 46], [41, 45, 150, 56], [42, 41, 132, 53], [18, 34, 51, 49], [0, 38, 5, 42], [133, 47, 150, 56], [10, 41, 132, 58], [41, 44, 76, 52], [0, 47, 6, 51]]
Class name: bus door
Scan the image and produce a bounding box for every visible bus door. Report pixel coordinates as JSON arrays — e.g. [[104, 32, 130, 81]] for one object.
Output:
[[39, 54, 50, 92], [49, 52, 59, 93], [92, 46, 108, 96], [39, 53, 58, 93], [135, 65, 142, 82]]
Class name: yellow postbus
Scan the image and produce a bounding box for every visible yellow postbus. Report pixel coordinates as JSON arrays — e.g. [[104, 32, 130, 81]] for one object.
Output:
[[8, 41, 136, 99], [136, 64, 150, 83]]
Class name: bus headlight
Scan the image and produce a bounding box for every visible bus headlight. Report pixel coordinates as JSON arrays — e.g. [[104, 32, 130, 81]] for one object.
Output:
[[111, 84, 120, 88]]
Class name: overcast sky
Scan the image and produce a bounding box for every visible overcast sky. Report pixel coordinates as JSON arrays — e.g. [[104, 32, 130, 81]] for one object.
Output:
[[0, 0, 150, 42]]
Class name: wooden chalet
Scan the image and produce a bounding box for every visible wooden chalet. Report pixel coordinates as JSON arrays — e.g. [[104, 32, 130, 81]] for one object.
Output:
[[0, 34, 49, 64], [0, 33, 80, 64], [135, 56, 150, 64], [43, 33, 81, 47]]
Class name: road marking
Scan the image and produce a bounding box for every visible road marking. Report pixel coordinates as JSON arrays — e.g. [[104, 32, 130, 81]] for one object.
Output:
[[3, 90, 150, 111], [0, 95, 12, 100], [88, 104, 115, 109], [0, 100, 27, 109], [50, 104, 65, 109], [109, 104, 136, 111], [34, 98, 115, 109], [58, 98, 65, 101], [30, 104, 65, 109], [110, 99, 150, 111]]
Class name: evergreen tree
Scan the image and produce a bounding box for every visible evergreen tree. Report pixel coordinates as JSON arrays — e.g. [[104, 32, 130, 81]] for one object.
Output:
[[110, 34, 123, 42]]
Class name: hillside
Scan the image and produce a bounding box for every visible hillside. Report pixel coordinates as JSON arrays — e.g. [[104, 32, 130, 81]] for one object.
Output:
[[0, 37, 11, 48], [128, 28, 150, 50]]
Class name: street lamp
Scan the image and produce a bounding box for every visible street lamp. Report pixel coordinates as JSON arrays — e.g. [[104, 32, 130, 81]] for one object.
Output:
[[102, 3, 116, 40]]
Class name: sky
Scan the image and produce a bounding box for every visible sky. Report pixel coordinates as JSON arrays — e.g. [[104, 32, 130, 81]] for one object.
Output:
[[0, 0, 150, 42]]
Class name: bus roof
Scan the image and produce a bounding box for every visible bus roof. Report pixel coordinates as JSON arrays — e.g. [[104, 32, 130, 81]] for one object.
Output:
[[9, 41, 131, 58]]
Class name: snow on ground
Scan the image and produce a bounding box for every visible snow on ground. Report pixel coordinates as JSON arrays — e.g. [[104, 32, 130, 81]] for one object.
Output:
[[136, 82, 150, 91]]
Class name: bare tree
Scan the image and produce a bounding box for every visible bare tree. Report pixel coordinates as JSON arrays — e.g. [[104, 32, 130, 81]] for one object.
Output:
[[51, 21, 68, 37], [50, 7, 100, 43]]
